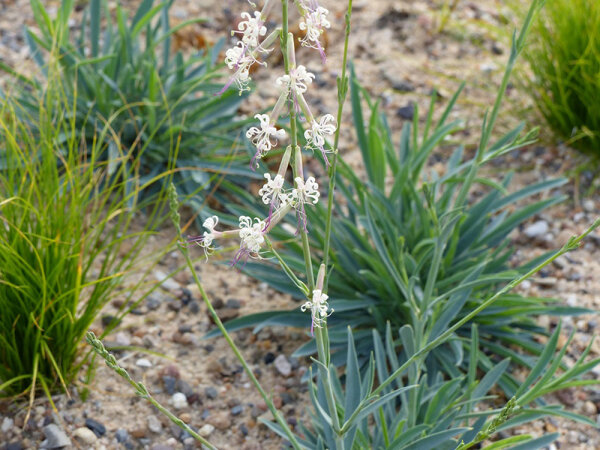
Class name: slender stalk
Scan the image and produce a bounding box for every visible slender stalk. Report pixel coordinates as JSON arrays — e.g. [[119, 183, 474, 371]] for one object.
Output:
[[281, 0, 315, 291], [86, 333, 217, 450], [323, 0, 353, 283], [372, 218, 600, 397], [182, 246, 301, 450]]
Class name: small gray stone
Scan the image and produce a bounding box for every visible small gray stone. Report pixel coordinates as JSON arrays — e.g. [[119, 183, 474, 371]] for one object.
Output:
[[205, 386, 218, 399], [85, 418, 106, 437], [176, 379, 194, 397], [1, 417, 14, 433], [163, 376, 177, 395], [115, 428, 129, 443], [147, 415, 163, 433], [274, 354, 292, 377], [146, 295, 162, 311], [136, 358, 152, 368], [524, 220, 549, 238], [231, 405, 243, 416], [583, 199, 595, 212], [396, 103, 415, 120], [154, 269, 181, 291], [40, 424, 71, 448], [225, 298, 242, 309]]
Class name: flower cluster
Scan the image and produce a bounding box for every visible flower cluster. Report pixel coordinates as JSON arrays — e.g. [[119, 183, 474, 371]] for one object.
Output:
[[301, 289, 333, 334], [191, 0, 337, 329], [298, 0, 331, 63]]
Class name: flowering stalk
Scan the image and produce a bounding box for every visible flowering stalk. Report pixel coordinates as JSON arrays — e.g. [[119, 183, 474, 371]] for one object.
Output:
[[323, 0, 353, 285], [185, 0, 347, 446], [169, 185, 302, 449]]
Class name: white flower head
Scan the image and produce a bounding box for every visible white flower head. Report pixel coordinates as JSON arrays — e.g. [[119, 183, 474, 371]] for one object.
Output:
[[301, 289, 333, 332], [186, 215, 219, 259], [259, 173, 287, 205], [246, 114, 287, 166], [235, 11, 267, 48], [223, 42, 255, 94], [276, 65, 315, 95], [291, 176, 320, 206], [239, 216, 266, 253], [305, 114, 336, 148], [201, 215, 219, 247], [298, 1, 330, 62]]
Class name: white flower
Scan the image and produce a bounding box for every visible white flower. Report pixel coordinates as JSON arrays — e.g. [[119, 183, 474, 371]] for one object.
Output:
[[202, 215, 219, 247], [259, 173, 287, 205], [238, 216, 265, 254], [186, 215, 219, 258], [301, 289, 333, 329], [224, 42, 254, 93], [290, 176, 320, 205], [276, 65, 315, 95], [299, 5, 330, 46], [246, 114, 286, 162], [236, 11, 267, 48], [304, 114, 336, 149]]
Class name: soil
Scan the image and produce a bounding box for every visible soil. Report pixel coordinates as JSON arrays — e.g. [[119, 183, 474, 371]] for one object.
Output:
[[1, 0, 599, 449]]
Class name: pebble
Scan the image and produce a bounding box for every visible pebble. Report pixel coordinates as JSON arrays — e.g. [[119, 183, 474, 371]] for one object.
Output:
[[40, 424, 71, 449], [264, 352, 276, 364], [226, 298, 242, 309], [3, 443, 23, 450], [136, 358, 152, 368], [2, 417, 14, 433], [73, 426, 97, 444], [198, 424, 215, 437], [171, 392, 189, 410], [274, 354, 292, 377], [84, 418, 106, 437], [583, 199, 595, 212], [396, 103, 415, 120], [146, 295, 162, 311], [209, 412, 232, 430], [583, 401, 598, 415], [231, 405, 244, 416], [154, 269, 181, 291], [163, 376, 177, 395], [115, 429, 129, 443], [524, 220, 549, 238], [114, 331, 131, 346], [147, 415, 163, 433], [176, 379, 195, 397], [205, 386, 218, 399]]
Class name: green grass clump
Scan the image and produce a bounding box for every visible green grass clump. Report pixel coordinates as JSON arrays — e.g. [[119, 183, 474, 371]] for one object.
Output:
[[522, 0, 600, 153], [1, 0, 259, 219], [0, 68, 168, 401]]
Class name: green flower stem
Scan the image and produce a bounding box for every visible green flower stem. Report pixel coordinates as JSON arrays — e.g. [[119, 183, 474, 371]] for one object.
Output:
[[281, 0, 314, 292], [372, 218, 600, 397], [86, 332, 217, 450], [323, 0, 353, 284], [181, 245, 301, 450], [313, 264, 343, 448], [454, 0, 540, 209]]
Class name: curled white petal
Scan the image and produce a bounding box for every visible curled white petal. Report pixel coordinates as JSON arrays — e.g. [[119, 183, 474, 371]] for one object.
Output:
[[304, 114, 336, 149], [238, 215, 265, 254], [236, 11, 267, 48], [259, 173, 287, 205], [246, 114, 287, 159]]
